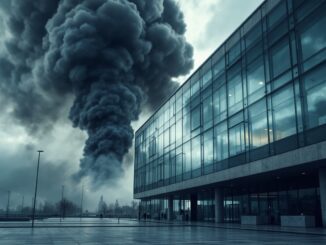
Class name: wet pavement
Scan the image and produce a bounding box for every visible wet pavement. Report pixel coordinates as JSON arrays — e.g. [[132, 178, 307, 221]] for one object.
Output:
[[0, 218, 325, 244]]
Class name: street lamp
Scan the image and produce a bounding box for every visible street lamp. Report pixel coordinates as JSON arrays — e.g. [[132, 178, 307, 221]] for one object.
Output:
[[31, 150, 43, 228], [80, 185, 84, 221]]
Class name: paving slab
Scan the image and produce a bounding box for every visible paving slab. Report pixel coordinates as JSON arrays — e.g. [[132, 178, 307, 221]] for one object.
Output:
[[0, 218, 325, 244]]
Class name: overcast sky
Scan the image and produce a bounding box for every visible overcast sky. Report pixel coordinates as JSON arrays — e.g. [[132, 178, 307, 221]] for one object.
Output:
[[0, 0, 263, 212]]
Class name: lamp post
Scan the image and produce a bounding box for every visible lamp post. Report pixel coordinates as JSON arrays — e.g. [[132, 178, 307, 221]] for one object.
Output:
[[21, 195, 24, 215], [6, 191, 10, 218], [31, 150, 43, 228], [61, 185, 65, 221], [80, 185, 84, 220]]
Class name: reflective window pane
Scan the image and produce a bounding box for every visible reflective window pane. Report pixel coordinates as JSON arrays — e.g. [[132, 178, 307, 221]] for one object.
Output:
[[191, 79, 200, 96], [214, 122, 228, 161], [247, 58, 265, 104], [164, 128, 169, 147], [203, 69, 212, 87], [245, 22, 262, 49], [203, 96, 213, 126], [164, 154, 169, 180], [300, 12, 326, 61], [270, 39, 291, 78], [176, 119, 182, 142], [229, 123, 245, 156], [268, 1, 286, 29], [191, 106, 201, 130], [304, 64, 326, 129], [191, 135, 201, 170], [183, 113, 191, 140], [246, 42, 263, 64], [176, 147, 183, 176], [213, 85, 227, 123], [228, 42, 241, 64], [183, 85, 190, 105], [272, 85, 297, 140], [170, 151, 176, 178], [249, 99, 268, 149], [212, 58, 225, 77], [170, 124, 175, 144], [183, 141, 191, 173], [228, 73, 243, 115], [203, 129, 214, 166]]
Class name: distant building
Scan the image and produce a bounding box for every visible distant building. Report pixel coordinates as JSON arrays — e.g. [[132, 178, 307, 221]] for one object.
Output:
[[98, 195, 107, 215], [134, 0, 326, 227]]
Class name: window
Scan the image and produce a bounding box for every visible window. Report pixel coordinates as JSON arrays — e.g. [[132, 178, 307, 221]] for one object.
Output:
[[170, 151, 176, 178], [183, 85, 190, 105], [158, 158, 163, 181], [176, 90, 182, 112], [183, 141, 191, 174], [158, 133, 163, 155], [299, 11, 326, 64], [170, 99, 176, 118], [303, 64, 326, 129], [268, 1, 287, 29], [203, 96, 213, 128], [272, 85, 297, 140], [170, 124, 175, 144], [228, 42, 241, 64], [212, 58, 225, 77], [191, 79, 200, 96], [228, 73, 243, 115], [203, 70, 212, 87], [247, 58, 265, 104], [191, 106, 201, 130], [245, 22, 262, 49], [164, 107, 170, 123], [163, 129, 169, 147], [270, 39, 291, 78], [149, 136, 156, 156], [213, 85, 227, 123], [203, 129, 214, 166], [183, 113, 190, 140], [214, 122, 228, 161], [229, 123, 245, 156], [191, 135, 201, 170], [176, 119, 182, 142], [246, 42, 263, 64], [248, 99, 268, 149], [176, 147, 183, 176], [164, 154, 169, 180]]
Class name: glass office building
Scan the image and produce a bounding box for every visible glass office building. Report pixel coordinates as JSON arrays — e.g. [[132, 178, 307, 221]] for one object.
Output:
[[134, 0, 326, 227]]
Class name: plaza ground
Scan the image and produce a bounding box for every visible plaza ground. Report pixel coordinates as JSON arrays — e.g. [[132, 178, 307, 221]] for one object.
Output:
[[0, 218, 326, 244]]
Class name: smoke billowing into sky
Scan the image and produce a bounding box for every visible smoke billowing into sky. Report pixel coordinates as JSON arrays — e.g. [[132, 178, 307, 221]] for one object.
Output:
[[0, 0, 193, 187]]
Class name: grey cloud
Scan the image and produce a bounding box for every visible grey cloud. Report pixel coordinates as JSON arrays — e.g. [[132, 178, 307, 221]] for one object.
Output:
[[196, 0, 263, 50]]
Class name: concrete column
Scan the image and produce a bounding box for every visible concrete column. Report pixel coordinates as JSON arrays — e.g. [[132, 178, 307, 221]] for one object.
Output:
[[319, 168, 326, 227], [215, 188, 224, 223], [167, 196, 173, 221], [190, 194, 197, 221]]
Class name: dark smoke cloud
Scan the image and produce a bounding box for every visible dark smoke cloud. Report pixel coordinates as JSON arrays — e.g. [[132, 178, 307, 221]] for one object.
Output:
[[0, 0, 193, 187], [0, 0, 62, 133]]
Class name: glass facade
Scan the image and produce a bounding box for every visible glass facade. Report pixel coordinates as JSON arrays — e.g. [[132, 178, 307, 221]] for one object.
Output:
[[134, 0, 326, 225], [139, 178, 321, 225]]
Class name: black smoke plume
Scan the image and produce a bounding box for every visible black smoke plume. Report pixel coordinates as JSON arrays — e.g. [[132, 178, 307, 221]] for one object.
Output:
[[0, 0, 193, 187]]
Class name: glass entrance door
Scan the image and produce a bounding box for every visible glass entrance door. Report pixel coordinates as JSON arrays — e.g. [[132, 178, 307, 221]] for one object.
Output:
[[267, 192, 279, 225]]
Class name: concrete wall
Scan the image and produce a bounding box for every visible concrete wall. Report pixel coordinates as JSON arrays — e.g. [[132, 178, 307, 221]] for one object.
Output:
[[241, 216, 268, 225], [134, 141, 326, 199], [280, 216, 316, 227]]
